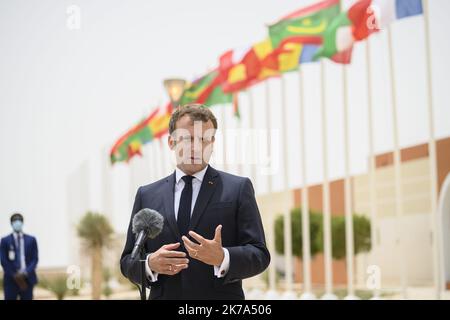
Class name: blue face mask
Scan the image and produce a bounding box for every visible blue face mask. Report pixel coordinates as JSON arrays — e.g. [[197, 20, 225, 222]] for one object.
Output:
[[12, 220, 23, 233]]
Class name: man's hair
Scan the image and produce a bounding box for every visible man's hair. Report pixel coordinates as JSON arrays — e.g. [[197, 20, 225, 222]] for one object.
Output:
[[10, 212, 24, 223], [169, 104, 218, 135]]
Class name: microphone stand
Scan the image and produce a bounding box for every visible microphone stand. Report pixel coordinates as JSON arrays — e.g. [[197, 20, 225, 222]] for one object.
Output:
[[140, 246, 147, 301]]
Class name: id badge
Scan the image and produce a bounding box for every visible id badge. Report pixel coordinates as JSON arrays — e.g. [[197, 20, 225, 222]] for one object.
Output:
[[9, 249, 15, 261]]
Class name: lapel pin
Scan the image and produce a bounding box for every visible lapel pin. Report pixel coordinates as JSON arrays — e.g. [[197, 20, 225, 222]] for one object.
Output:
[[208, 181, 214, 185]]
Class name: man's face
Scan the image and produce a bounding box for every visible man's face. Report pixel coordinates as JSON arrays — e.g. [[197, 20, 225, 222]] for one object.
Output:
[[168, 115, 216, 175], [11, 219, 24, 233]]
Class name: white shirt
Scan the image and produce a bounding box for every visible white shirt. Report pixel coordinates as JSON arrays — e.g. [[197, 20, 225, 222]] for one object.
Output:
[[13, 232, 26, 272], [173, 165, 208, 220], [145, 165, 230, 282]]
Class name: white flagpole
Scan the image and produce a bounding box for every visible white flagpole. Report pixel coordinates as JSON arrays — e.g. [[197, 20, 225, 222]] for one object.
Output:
[[264, 80, 277, 297], [365, 39, 381, 299], [247, 89, 257, 183], [298, 66, 316, 300], [245, 87, 265, 297], [320, 60, 337, 300], [283, 208, 294, 296], [423, 0, 441, 299], [280, 75, 295, 298], [265, 81, 273, 192], [387, 26, 408, 299], [280, 74, 290, 194], [342, 64, 358, 300]]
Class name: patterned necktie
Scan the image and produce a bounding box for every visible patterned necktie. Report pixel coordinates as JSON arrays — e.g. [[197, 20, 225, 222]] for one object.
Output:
[[177, 175, 194, 236]]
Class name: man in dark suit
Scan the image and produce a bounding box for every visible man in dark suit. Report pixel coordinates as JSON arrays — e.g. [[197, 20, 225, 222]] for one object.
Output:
[[0, 213, 39, 300], [120, 104, 270, 300]]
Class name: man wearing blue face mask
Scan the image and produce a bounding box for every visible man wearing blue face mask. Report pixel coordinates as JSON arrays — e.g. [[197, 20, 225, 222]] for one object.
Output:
[[0, 213, 39, 300]]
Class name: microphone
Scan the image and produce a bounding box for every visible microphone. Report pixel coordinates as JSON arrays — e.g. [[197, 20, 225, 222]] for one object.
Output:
[[131, 208, 164, 260]]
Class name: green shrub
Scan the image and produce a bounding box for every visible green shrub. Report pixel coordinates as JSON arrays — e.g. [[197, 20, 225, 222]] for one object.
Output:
[[275, 208, 323, 258], [317, 214, 371, 259], [275, 208, 371, 260], [40, 276, 69, 300], [102, 268, 113, 298]]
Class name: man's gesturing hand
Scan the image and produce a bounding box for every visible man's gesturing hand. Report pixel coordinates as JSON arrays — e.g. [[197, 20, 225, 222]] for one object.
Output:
[[182, 225, 225, 266], [148, 242, 189, 275]]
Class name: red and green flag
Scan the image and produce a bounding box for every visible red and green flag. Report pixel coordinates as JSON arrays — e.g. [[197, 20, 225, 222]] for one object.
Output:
[[180, 69, 232, 107], [313, 0, 423, 62], [110, 103, 171, 164], [218, 39, 279, 93], [218, 37, 306, 93], [313, 0, 378, 61], [266, 37, 310, 73], [314, 0, 424, 61]]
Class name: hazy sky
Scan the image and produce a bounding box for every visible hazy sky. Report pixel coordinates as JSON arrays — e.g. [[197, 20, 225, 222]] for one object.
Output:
[[1, 0, 449, 267]]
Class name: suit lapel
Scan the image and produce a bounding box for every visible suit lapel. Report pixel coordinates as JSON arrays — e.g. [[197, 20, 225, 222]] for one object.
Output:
[[188, 166, 219, 232], [22, 235, 28, 253], [162, 172, 181, 241], [10, 234, 16, 250], [10, 234, 20, 267]]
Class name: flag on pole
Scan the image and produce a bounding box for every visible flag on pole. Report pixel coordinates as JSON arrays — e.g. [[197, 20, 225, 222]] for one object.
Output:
[[219, 37, 313, 93], [110, 103, 172, 164], [314, 0, 375, 61], [372, 0, 423, 28], [314, 0, 423, 61], [268, 0, 341, 48], [268, 0, 352, 65], [180, 69, 232, 107], [218, 39, 279, 93]]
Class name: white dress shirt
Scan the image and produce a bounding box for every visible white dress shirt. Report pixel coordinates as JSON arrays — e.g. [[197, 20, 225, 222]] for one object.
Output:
[[145, 165, 230, 282]]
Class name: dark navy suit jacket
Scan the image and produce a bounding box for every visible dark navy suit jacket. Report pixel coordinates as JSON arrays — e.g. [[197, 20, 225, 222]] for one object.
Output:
[[120, 165, 270, 300], [0, 233, 39, 286]]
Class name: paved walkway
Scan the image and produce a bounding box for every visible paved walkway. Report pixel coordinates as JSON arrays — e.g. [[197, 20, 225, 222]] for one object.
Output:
[[4, 286, 450, 300]]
